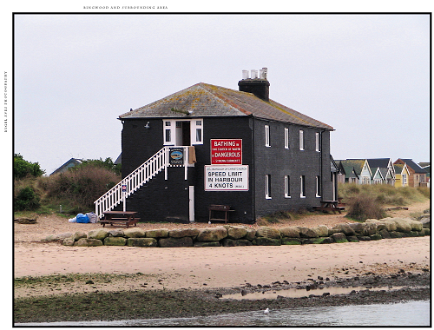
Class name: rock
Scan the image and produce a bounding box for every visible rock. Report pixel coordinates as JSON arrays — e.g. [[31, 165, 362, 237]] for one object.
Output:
[[370, 233, 382, 240], [194, 241, 221, 247], [297, 227, 318, 238], [159, 237, 193, 247], [314, 225, 329, 237], [348, 222, 364, 233], [422, 228, 430, 236], [304, 237, 330, 244], [256, 227, 281, 239], [222, 238, 253, 247], [227, 226, 248, 239], [254, 237, 281, 246], [419, 217, 430, 228], [407, 219, 423, 232], [87, 229, 109, 241], [346, 235, 359, 242], [362, 223, 377, 236], [43, 234, 60, 242], [145, 229, 169, 238], [280, 227, 301, 238], [389, 231, 403, 238], [104, 237, 127, 246], [127, 238, 157, 247], [393, 218, 412, 233], [244, 228, 257, 240], [380, 218, 397, 231], [75, 238, 104, 247], [62, 237, 75, 246], [72, 232, 87, 241], [108, 230, 125, 237], [330, 233, 348, 243], [168, 228, 200, 238], [281, 238, 302, 245], [124, 228, 146, 238], [333, 224, 355, 236], [196, 227, 227, 242], [379, 229, 391, 239], [15, 217, 37, 224], [357, 236, 371, 241]]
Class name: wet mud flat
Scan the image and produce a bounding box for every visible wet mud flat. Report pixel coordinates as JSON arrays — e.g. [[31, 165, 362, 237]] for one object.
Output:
[[14, 271, 430, 324]]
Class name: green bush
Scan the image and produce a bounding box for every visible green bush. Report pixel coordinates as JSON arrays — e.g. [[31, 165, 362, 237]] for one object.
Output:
[[14, 154, 45, 179], [14, 186, 40, 211]]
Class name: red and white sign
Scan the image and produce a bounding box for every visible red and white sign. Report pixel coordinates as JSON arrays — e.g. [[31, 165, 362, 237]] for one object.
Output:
[[211, 139, 242, 164]]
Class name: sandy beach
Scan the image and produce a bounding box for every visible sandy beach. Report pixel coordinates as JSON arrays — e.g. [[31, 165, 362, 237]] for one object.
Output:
[[14, 200, 430, 298]]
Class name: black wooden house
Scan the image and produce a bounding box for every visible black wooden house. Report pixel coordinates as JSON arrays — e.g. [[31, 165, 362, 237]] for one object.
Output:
[[95, 69, 336, 224]]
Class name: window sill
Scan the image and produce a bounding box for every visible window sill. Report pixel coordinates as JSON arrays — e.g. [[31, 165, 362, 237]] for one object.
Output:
[[265, 196, 272, 200], [300, 195, 306, 199], [285, 196, 291, 199]]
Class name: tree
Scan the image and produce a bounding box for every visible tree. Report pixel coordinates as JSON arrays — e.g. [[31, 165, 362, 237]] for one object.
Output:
[[14, 154, 45, 179]]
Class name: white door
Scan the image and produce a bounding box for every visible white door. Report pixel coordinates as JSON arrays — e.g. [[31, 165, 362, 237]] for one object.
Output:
[[189, 186, 195, 222]]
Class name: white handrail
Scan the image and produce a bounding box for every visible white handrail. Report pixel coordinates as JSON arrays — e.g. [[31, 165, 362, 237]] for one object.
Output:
[[94, 146, 192, 218]]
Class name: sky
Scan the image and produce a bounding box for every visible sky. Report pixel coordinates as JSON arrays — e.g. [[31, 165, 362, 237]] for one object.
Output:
[[4, 4, 432, 175]]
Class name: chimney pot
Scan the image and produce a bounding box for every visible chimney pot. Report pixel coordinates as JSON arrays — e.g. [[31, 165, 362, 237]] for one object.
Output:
[[238, 67, 270, 101]]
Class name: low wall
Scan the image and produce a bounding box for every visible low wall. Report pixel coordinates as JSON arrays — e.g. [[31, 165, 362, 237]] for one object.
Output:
[[43, 217, 430, 248]]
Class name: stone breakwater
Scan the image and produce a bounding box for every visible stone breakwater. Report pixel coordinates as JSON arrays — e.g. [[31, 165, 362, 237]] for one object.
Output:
[[43, 216, 430, 248]]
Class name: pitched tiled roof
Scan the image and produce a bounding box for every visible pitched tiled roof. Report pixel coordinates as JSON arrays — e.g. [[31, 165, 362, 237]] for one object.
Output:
[[366, 158, 391, 169], [119, 83, 333, 130], [399, 159, 427, 174], [340, 159, 366, 175]]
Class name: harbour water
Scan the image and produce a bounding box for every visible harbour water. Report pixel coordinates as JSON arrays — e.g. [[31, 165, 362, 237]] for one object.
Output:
[[17, 300, 430, 327]]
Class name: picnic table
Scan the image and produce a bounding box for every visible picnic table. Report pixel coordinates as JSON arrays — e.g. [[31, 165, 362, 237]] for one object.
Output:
[[100, 211, 140, 228], [313, 200, 345, 214]]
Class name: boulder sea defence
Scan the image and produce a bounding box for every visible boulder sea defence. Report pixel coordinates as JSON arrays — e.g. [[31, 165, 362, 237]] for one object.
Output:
[[45, 218, 431, 248]]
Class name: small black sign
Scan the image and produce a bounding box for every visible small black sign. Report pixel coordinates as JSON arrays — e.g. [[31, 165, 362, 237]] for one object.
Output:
[[169, 148, 184, 165]]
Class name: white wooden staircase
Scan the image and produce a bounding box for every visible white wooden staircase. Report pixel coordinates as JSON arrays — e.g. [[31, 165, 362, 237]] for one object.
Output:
[[94, 146, 193, 218]]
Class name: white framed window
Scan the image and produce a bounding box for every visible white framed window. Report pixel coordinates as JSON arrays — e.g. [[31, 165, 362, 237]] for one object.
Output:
[[284, 175, 291, 198], [163, 120, 174, 145], [163, 119, 203, 146], [284, 128, 289, 149], [265, 174, 272, 199], [299, 130, 304, 150], [315, 132, 321, 152], [402, 173, 408, 186], [316, 176, 321, 197], [265, 125, 270, 147], [300, 175, 306, 198], [191, 119, 203, 145]]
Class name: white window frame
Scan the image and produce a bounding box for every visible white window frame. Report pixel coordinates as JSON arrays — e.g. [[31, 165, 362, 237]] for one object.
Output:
[[284, 128, 289, 149], [163, 119, 203, 146], [316, 175, 321, 197], [299, 130, 304, 150], [265, 125, 271, 147], [284, 175, 291, 198], [300, 175, 306, 198], [191, 119, 203, 145], [265, 174, 272, 199], [315, 132, 321, 152], [402, 173, 408, 186], [163, 120, 174, 145]]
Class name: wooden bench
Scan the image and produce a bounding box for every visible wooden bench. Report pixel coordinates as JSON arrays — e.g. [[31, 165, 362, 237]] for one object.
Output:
[[313, 200, 345, 214], [101, 211, 139, 228], [208, 205, 235, 223]]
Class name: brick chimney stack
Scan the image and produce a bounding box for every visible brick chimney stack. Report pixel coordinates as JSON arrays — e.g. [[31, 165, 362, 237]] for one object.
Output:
[[238, 67, 270, 101]]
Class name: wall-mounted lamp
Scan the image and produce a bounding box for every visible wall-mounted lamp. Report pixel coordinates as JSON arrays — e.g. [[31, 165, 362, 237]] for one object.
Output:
[[144, 121, 150, 129]]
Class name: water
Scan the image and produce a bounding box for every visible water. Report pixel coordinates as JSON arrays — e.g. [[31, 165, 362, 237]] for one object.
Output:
[[17, 300, 430, 327]]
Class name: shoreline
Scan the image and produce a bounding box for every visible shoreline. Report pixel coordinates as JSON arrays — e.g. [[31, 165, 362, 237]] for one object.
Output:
[[14, 271, 430, 324]]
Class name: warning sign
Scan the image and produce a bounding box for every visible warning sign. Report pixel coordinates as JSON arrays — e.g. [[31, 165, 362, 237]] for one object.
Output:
[[205, 165, 249, 191], [211, 139, 242, 165]]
